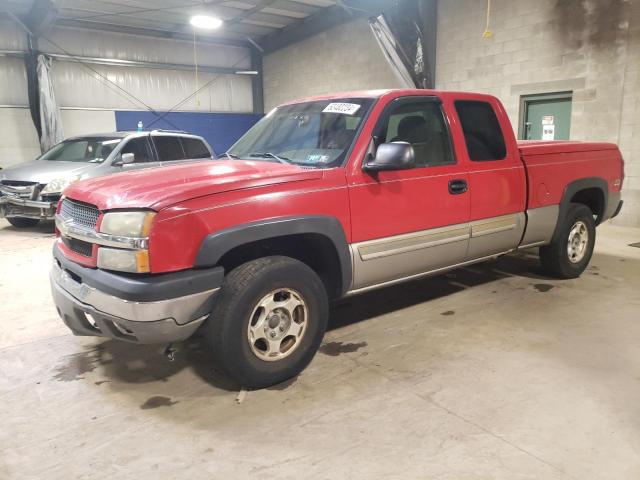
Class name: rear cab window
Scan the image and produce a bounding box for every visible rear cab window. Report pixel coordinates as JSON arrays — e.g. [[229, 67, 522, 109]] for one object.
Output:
[[153, 136, 185, 161], [454, 101, 507, 161]]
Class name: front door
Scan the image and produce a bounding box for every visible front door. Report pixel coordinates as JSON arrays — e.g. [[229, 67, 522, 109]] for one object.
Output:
[[347, 96, 470, 292]]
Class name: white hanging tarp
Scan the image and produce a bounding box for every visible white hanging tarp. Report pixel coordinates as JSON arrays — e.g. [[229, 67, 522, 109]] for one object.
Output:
[[37, 54, 64, 151], [369, 15, 416, 89]]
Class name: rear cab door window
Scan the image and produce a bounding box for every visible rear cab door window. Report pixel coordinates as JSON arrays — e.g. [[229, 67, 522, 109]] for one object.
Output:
[[454, 100, 507, 161]]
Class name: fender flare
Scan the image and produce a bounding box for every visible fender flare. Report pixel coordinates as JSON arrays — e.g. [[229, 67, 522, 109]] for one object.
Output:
[[194, 215, 352, 295], [551, 177, 608, 242]]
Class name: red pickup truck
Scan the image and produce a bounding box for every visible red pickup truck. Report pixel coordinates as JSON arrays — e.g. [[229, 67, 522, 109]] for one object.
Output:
[[51, 89, 624, 388]]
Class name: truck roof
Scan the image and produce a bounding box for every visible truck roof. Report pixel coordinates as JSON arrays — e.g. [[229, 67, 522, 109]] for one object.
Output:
[[281, 89, 498, 106]]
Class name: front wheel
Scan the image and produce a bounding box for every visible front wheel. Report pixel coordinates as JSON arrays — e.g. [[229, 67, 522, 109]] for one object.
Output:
[[539, 203, 596, 279], [7, 217, 40, 228], [206, 256, 328, 389]]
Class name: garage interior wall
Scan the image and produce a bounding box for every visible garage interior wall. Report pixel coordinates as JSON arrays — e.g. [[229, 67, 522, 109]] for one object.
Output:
[[0, 18, 258, 167], [436, 0, 640, 227], [263, 17, 403, 111]]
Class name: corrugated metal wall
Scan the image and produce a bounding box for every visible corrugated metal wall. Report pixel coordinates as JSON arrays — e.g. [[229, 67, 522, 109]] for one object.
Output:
[[0, 19, 255, 167]]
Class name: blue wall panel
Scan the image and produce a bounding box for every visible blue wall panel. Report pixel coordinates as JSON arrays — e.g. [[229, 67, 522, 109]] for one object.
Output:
[[114, 111, 262, 155]]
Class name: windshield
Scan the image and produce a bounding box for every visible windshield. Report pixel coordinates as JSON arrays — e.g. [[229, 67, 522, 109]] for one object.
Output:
[[39, 137, 123, 163], [227, 98, 374, 168]]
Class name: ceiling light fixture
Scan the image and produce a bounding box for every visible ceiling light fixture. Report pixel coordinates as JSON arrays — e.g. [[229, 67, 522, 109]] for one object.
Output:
[[190, 15, 223, 30]]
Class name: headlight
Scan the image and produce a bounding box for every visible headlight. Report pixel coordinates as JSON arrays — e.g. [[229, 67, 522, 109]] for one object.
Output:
[[41, 175, 81, 195], [97, 210, 155, 273], [100, 211, 155, 237]]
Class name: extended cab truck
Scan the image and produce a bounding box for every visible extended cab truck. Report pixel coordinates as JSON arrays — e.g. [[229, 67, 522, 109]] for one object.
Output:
[[50, 90, 624, 388]]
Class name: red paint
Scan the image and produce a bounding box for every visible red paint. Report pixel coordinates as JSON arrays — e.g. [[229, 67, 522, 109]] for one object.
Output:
[[58, 90, 624, 274]]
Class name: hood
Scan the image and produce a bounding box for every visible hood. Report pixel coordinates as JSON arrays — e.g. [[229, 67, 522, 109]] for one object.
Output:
[[63, 160, 323, 210], [0, 160, 97, 185]]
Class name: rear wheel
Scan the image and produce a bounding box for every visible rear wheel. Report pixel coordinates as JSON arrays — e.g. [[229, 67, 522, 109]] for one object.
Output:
[[539, 203, 595, 279], [7, 217, 40, 228], [206, 256, 328, 389]]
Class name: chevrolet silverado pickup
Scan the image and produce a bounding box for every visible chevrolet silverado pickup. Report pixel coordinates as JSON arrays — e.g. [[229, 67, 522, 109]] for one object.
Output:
[[50, 89, 624, 388]]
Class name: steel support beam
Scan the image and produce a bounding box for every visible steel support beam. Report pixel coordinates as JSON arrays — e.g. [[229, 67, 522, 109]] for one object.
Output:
[[421, 0, 438, 89], [25, 0, 58, 37], [260, 0, 391, 54], [55, 18, 251, 49], [250, 46, 264, 114], [0, 49, 250, 76]]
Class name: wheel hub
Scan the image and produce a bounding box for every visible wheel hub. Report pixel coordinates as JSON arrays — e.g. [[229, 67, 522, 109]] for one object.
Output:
[[567, 220, 589, 264], [247, 288, 308, 361]]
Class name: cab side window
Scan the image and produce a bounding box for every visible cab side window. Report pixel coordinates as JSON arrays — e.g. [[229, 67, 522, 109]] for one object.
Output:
[[379, 100, 454, 167], [454, 101, 507, 161], [153, 136, 185, 161], [181, 137, 212, 159], [120, 137, 154, 163]]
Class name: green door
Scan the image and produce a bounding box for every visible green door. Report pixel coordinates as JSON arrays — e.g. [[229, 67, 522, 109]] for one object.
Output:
[[520, 93, 572, 140]]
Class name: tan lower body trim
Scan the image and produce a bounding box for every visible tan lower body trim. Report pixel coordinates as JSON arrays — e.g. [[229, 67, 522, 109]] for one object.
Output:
[[357, 224, 470, 261], [346, 250, 514, 296]]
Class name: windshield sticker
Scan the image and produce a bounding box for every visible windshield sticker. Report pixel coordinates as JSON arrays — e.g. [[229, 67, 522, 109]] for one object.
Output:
[[322, 103, 361, 115], [306, 154, 330, 164]]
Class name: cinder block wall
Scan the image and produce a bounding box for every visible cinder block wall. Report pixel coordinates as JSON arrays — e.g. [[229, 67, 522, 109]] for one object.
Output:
[[263, 17, 402, 111], [437, 0, 640, 227]]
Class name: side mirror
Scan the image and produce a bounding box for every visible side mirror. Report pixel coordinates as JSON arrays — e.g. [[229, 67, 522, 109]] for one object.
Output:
[[114, 152, 135, 166], [363, 142, 415, 172]]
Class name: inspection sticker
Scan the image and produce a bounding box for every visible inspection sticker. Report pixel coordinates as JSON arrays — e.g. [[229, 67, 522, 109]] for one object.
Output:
[[323, 103, 361, 115]]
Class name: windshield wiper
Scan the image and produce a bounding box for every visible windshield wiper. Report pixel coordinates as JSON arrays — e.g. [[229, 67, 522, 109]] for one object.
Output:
[[248, 152, 293, 164], [219, 152, 239, 160]]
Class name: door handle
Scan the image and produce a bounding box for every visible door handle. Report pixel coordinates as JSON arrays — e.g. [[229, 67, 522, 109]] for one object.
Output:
[[448, 179, 468, 195]]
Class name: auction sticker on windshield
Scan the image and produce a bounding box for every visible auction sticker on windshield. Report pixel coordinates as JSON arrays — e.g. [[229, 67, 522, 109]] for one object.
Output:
[[322, 103, 361, 115]]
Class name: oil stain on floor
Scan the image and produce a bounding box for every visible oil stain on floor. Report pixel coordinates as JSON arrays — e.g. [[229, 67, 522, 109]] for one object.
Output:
[[534, 283, 555, 293], [319, 341, 368, 356], [140, 396, 179, 410]]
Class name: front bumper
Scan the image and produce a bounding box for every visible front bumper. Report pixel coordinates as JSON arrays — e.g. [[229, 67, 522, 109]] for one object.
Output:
[[0, 195, 56, 220], [50, 245, 224, 344]]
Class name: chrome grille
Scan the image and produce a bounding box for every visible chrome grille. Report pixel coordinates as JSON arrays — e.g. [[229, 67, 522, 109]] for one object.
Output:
[[0, 181, 38, 199], [60, 198, 100, 229]]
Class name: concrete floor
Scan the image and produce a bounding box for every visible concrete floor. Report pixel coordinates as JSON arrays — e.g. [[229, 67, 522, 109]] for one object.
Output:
[[1, 219, 639, 479]]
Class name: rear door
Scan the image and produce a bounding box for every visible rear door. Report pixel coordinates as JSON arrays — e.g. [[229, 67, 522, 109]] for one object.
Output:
[[347, 95, 470, 291], [453, 98, 526, 260]]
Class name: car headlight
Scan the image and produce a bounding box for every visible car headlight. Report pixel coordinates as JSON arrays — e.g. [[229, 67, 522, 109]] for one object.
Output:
[[41, 175, 82, 195], [100, 211, 156, 237], [96, 211, 156, 273]]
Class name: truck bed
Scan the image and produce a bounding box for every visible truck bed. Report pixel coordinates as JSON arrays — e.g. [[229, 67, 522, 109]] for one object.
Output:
[[518, 140, 623, 212]]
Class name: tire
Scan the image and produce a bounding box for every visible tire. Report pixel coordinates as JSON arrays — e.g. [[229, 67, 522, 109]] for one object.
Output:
[[206, 256, 328, 389], [7, 217, 40, 228], [539, 203, 596, 279]]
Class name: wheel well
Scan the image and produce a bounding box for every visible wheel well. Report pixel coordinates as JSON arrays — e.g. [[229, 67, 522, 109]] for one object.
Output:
[[570, 188, 605, 224], [216, 233, 344, 299]]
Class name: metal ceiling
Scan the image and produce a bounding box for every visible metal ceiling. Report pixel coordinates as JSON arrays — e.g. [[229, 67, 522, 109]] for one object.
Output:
[[2, 0, 342, 48]]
